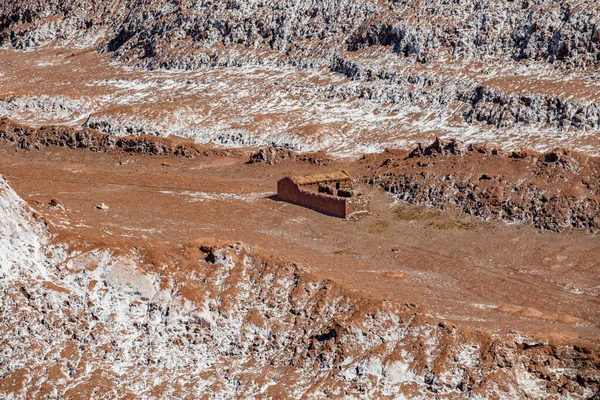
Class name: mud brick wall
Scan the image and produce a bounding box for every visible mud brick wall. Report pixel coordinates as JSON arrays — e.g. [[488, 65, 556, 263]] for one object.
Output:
[[347, 196, 369, 215], [278, 178, 347, 218]]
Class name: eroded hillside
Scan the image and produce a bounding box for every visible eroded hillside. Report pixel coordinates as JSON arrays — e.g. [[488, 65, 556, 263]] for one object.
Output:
[[1, 1, 600, 398], [1, 1, 600, 154], [363, 138, 600, 232], [1, 175, 599, 398]]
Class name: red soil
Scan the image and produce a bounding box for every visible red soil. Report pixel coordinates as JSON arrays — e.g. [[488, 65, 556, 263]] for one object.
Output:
[[1, 141, 599, 345]]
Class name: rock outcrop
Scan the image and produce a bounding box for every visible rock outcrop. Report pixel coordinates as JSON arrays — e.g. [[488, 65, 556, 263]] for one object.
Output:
[[367, 138, 600, 232], [248, 146, 332, 165], [0, 118, 242, 158], [2, 0, 599, 69]]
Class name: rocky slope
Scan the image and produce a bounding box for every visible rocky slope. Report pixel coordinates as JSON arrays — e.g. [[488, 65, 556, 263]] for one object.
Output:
[[1, 1, 600, 155], [365, 138, 600, 232], [0, 117, 242, 157], [2, 0, 599, 68], [1, 175, 599, 398]]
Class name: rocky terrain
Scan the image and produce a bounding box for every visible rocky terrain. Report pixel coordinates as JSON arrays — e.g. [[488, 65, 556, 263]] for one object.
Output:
[[1, 0, 600, 398], [365, 138, 600, 232], [2, 0, 599, 67], [1, 1, 600, 154], [5, 117, 600, 233], [0, 117, 242, 157], [1, 174, 599, 398]]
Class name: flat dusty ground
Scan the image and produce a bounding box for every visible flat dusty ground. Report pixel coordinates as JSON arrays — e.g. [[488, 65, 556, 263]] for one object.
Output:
[[1, 143, 599, 344]]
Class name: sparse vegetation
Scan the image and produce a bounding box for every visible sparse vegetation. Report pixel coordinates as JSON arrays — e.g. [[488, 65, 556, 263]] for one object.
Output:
[[393, 206, 482, 231], [333, 248, 360, 256], [368, 219, 390, 233], [393, 206, 440, 221]]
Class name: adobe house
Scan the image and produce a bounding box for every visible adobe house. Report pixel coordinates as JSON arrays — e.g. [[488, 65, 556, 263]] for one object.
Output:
[[277, 170, 368, 218]]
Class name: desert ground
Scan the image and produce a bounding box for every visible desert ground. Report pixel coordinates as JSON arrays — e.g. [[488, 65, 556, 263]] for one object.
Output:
[[2, 0, 600, 397], [2, 143, 598, 344]]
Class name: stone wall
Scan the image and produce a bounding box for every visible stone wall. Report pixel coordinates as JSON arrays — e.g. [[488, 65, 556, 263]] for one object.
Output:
[[347, 196, 369, 216], [277, 177, 347, 218]]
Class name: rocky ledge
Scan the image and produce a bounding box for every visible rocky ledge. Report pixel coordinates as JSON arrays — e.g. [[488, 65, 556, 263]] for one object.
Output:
[[0, 118, 242, 158], [365, 138, 600, 232]]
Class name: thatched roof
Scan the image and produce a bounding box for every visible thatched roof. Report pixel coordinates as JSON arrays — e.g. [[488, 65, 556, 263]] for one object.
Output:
[[290, 170, 352, 186]]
